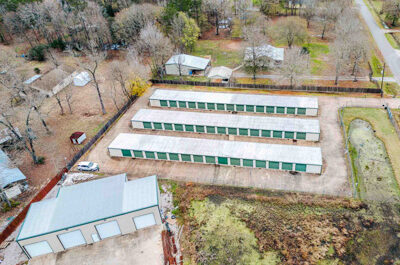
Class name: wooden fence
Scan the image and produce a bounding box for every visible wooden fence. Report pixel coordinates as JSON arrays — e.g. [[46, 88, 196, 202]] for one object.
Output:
[[150, 79, 382, 94]]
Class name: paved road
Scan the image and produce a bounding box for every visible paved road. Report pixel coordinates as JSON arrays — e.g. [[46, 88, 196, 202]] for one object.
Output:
[[356, 0, 400, 83]]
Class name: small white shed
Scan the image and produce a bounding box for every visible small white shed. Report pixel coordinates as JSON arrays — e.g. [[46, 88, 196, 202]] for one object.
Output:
[[73, 72, 91, 87], [207, 66, 233, 83]]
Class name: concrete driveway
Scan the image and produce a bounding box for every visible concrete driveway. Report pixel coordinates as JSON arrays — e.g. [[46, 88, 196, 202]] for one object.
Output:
[[28, 225, 163, 265]]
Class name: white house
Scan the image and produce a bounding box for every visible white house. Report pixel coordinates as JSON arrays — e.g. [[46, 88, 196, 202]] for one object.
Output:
[[207, 66, 233, 83], [165, 54, 211, 76], [17, 174, 162, 259], [244, 45, 284, 67]]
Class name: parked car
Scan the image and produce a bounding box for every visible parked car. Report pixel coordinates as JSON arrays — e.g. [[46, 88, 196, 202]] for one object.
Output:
[[77, 161, 99, 171]]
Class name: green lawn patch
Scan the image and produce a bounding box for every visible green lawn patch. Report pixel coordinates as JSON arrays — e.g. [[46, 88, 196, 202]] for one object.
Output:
[[192, 40, 242, 68], [371, 54, 383, 77], [163, 75, 209, 82], [385, 33, 400, 49], [304, 43, 330, 58]]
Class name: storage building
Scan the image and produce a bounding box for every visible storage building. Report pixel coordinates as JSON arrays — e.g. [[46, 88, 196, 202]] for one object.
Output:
[[149, 89, 318, 116], [165, 54, 211, 76], [131, 109, 320, 141], [17, 174, 161, 259], [108, 133, 322, 174]]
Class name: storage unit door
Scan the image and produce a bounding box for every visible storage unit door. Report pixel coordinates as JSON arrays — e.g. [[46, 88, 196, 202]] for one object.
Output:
[[24, 241, 53, 257], [96, 221, 121, 240], [58, 230, 86, 249], [133, 213, 156, 229]]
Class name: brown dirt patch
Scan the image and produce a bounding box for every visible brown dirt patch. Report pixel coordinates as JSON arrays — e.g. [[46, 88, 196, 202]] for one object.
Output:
[[200, 27, 231, 40]]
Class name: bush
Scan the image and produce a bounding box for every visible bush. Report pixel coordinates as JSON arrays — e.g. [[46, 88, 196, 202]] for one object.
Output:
[[34, 67, 40, 74], [49, 38, 66, 50], [28, 45, 47, 61], [2, 200, 20, 212], [36, 156, 46, 164]]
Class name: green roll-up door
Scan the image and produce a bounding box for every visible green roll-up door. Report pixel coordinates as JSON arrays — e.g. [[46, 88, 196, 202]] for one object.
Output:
[[157, 152, 167, 160], [178, 101, 187, 108], [230, 158, 240, 166], [195, 125, 205, 133], [217, 127, 226, 134], [169, 101, 177, 107], [205, 156, 215, 164], [287, 107, 295, 114], [228, 128, 237, 135], [250, 129, 259, 137], [282, 163, 293, 170], [145, 151, 155, 159], [269, 161, 279, 169], [193, 155, 204, 163], [218, 157, 228, 165], [174, 124, 184, 131], [164, 123, 173, 130], [297, 108, 306, 115], [133, 150, 143, 158], [181, 154, 191, 162], [277, 107, 285, 113], [185, 125, 194, 132], [239, 128, 249, 136], [296, 132, 306, 140], [266, 106, 275, 113], [198, 102, 206, 109], [188, 102, 196, 109], [227, 104, 235, 111], [256, 160, 266, 168], [207, 103, 216, 110], [236, 105, 244, 111], [284, 131, 294, 139], [273, 131, 283, 138], [153, 122, 163, 130], [295, 164, 307, 172], [256, 106, 265, 113], [246, 105, 254, 112], [206, 126, 216, 134], [217, 104, 225, 110], [243, 159, 253, 167], [160, 100, 168, 107], [261, 130, 271, 137], [122, 149, 132, 157], [143, 122, 152, 129], [169, 153, 179, 160]]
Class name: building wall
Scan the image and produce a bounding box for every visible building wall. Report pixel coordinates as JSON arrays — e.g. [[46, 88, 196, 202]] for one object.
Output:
[[149, 99, 161, 107], [131, 121, 144, 129], [18, 206, 161, 257], [306, 133, 320, 141], [306, 108, 318, 116], [306, 165, 322, 174], [165, 65, 192, 76]]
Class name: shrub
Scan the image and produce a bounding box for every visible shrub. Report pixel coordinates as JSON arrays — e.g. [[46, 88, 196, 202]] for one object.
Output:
[[34, 67, 40, 74], [2, 200, 20, 212], [28, 45, 47, 61], [49, 38, 66, 50], [36, 156, 46, 164]]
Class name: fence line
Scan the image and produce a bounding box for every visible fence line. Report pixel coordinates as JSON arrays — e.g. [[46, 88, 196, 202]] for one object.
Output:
[[150, 79, 382, 94], [0, 96, 137, 245], [386, 105, 400, 140], [338, 107, 359, 199]]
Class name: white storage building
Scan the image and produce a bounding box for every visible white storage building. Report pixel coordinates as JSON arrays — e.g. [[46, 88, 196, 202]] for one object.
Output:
[[149, 89, 318, 116], [17, 174, 161, 259], [165, 54, 211, 76], [108, 133, 323, 174], [131, 109, 320, 141]]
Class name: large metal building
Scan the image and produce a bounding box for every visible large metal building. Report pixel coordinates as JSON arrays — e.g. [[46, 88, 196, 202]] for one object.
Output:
[[108, 133, 322, 174], [149, 89, 319, 116], [17, 174, 161, 259], [131, 109, 320, 141]]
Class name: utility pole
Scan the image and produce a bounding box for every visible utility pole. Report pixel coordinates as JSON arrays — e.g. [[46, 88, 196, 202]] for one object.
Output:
[[380, 63, 386, 98]]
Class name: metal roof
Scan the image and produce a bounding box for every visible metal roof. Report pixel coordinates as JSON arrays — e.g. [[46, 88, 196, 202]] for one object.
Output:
[[150, 89, 318, 109], [207, 66, 233, 79], [17, 174, 158, 241], [132, 109, 320, 133], [108, 133, 322, 166], [23, 75, 41, 85], [245, 45, 284, 61], [0, 150, 26, 188], [165, 54, 210, 70]]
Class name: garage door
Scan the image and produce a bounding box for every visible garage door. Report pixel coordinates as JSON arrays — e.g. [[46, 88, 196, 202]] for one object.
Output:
[[58, 230, 86, 249], [24, 241, 53, 257], [96, 221, 121, 239], [133, 213, 156, 230]]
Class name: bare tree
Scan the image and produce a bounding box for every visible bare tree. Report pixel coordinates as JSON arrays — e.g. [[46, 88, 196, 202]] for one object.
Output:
[[332, 38, 350, 85], [107, 60, 132, 101], [202, 0, 232, 35], [302, 0, 316, 28], [316, 1, 341, 40], [54, 93, 65, 115], [64, 86, 73, 114], [171, 12, 186, 52], [278, 47, 309, 88], [383, 0, 400, 26], [273, 17, 307, 48]]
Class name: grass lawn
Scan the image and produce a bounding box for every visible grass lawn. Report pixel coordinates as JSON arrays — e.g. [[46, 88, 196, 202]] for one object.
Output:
[[383, 82, 400, 97], [169, 181, 400, 265], [371, 53, 384, 77], [192, 40, 242, 68], [304, 42, 330, 75], [341, 108, 400, 199], [163, 75, 209, 82], [384, 33, 400, 49]]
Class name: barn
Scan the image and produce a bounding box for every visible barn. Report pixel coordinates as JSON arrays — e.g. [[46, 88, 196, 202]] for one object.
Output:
[[16, 174, 161, 259], [108, 133, 323, 174], [165, 54, 211, 76], [149, 89, 318, 116], [131, 109, 320, 141]]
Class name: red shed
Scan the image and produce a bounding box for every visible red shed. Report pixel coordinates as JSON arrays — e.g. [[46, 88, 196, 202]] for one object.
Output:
[[70, 132, 86, 145]]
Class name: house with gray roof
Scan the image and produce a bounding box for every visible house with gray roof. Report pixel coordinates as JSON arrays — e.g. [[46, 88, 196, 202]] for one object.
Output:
[[0, 149, 27, 199], [244, 44, 284, 67], [17, 174, 161, 259], [165, 54, 211, 76]]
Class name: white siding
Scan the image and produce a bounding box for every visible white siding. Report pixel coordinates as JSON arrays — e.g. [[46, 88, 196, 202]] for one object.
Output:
[[306, 133, 320, 141], [149, 99, 161, 107], [306, 108, 318, 116], [306, 165, 322, 174], [132, 121, 144, 129], [58, 230, 86, 249]]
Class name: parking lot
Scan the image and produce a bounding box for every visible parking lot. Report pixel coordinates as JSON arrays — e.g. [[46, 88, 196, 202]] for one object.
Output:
[[77, 86, 359, 197]]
